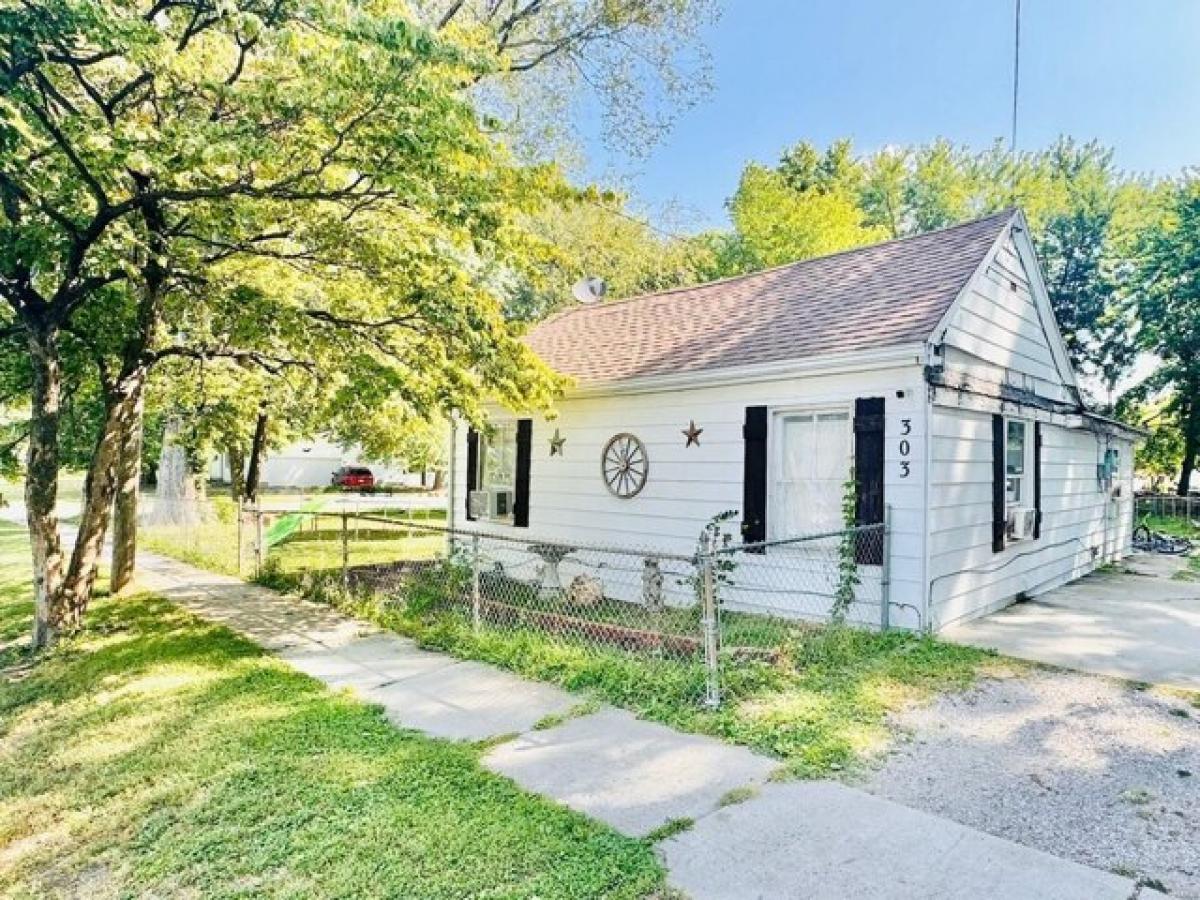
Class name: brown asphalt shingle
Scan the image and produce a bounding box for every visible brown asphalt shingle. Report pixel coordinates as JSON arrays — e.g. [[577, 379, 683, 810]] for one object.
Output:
[[526, 210, 1016, 384]]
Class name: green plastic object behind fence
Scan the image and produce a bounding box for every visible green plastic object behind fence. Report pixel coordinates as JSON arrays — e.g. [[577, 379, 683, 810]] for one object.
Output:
[[265, 498, 328, 548]]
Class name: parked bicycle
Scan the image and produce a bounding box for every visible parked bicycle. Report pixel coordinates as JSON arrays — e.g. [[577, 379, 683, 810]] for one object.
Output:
[[1132, 517, 1194, 555]]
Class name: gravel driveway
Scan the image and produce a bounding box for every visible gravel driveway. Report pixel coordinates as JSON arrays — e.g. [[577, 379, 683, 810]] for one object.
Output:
[[862, 670, 1200, 897]]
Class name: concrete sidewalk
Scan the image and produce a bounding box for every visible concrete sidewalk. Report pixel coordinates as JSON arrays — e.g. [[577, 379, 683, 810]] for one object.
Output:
[[135, 549, 1161, 900]]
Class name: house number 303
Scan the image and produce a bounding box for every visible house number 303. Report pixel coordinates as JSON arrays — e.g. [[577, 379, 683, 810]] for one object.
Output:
[[898, 418, 913, 477]]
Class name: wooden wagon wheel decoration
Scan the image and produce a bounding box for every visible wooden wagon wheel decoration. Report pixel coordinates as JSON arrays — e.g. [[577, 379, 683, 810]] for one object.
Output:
[[601, 433, 649, 498]]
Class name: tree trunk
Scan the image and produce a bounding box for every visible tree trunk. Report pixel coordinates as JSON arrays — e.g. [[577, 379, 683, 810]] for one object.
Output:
[[25, 328, 66, 648], [432, 468, 445, 491], [151, 416, 203, 526], [244, 408, 269, 504], [110, 383, 145, 593], [227, 442, 246, 501], [1178, 390, 1199, 497], [60, 373, 146, 623]]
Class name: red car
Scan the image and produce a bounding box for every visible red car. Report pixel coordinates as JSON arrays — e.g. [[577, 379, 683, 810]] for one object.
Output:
[[331, 466, 375, 491]]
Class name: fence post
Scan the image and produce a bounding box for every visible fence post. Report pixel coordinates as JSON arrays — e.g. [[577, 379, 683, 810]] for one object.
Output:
[[341, 513, 349, 587], [700, 533, 721, 709], [254, 506, 265, 577], [471, 534, 481, 633], [880, 505, 893, 632], [236, 498, 243, 577]]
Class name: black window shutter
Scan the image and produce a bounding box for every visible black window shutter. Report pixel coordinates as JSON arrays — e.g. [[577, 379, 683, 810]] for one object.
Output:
[[1033, 422, 1043, 539], [465, 427, 479, 521], [992, 414, 1006, 552], [513, 419, 532, 528], [741, 406, 768, 552], [853, 398, 886, 565]]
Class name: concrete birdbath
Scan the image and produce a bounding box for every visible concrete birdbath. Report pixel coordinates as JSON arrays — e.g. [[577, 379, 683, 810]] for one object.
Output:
[[528, 542, 575, 601]]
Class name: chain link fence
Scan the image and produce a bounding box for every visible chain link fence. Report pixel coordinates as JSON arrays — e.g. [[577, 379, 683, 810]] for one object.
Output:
[[194, 506, 888, 706], [1136, 493, 1200, 527], [140, 496, 890, 706], [138, 495, 251, 575], [138, 495, 445, 579]]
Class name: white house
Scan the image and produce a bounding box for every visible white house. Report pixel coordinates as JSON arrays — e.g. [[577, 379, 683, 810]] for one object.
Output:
[[448, 209, 1141, 631], [208, 438, 425, 489]]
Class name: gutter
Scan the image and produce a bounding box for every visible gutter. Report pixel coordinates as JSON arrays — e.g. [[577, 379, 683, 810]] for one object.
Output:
[[923, 366, 1147, 439], [561, 343, 927, 399]]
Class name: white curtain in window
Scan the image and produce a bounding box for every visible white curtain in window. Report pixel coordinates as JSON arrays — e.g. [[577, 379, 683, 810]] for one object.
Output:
[[481, 423, 517, 492], [775, 412, 851, 536]]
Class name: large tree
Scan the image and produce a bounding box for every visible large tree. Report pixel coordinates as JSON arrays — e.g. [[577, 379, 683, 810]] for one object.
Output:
[[148, 0, 721, 524], [421, 0, 718, 158], [1135, 175, 1200, 495], [508, 195, 714, 321], [728, 151, 884, 270], [1, 0, 563, 646]]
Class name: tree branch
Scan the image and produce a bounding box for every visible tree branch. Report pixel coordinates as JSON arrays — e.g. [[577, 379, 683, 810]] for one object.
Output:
[[151, 345, 316, 375]]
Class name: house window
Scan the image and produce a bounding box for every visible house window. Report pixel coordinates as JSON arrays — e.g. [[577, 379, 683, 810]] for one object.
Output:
[[1005, 419, 1028, 506], [477, 422, 517, 523], [771, 409, 852, 537]]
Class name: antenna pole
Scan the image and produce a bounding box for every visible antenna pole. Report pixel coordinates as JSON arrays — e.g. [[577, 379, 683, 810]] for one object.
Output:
[[1011, 0, 1021, 155]]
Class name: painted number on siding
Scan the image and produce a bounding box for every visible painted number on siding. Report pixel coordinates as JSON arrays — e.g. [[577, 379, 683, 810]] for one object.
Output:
[[898, 418, 913, 478]]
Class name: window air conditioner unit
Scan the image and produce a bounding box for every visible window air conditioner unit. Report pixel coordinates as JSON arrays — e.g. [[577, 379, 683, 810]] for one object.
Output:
[[490, 490, 513, 518], [469, 489, 513, 519], [1007, 507, 1037, 540]]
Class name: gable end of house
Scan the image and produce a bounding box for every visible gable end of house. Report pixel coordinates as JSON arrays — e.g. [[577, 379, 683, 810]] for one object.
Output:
[[925, 210, 1082, 410]]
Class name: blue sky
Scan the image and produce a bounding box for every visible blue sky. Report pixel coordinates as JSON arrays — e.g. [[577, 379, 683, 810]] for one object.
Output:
[[581, 0, 1200, 232]]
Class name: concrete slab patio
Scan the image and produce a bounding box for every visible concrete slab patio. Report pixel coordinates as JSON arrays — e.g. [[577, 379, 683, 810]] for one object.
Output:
[[944, 552, 1200, 689], [127, 546, 1160, 898]]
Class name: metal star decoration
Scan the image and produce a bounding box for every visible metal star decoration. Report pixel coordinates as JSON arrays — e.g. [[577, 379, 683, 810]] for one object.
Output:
[[682, 420, 703, 447], [549, 428, 566, 456]]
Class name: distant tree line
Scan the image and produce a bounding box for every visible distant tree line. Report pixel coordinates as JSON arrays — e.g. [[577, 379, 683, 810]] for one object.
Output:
[[553, 138, 1198, 496]]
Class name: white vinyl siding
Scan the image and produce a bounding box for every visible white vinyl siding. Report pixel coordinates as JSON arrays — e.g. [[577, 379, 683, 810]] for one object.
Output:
[[939, 235, 1076, 406], [928, 405, 1135, 629], [452, 363, 928, 630], [448, 220, 1138, 633]]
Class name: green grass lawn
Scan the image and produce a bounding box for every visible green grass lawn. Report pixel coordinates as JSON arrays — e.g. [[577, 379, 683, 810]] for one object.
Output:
[[1140, 513, 1200, 540], [310, 567, 1009, 779], [0, 524, 664, 899], [141, 506, 445, 584], [0, 472, 87, 508], [134, 498, 1008, 779]]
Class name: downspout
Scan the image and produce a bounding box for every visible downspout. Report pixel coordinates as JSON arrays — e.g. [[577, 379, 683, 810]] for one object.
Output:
[[922, 370, 935, 634]]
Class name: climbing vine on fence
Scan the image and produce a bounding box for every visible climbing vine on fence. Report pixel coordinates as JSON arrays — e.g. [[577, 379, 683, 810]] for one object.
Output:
[[831, 472, 861, 622], [680, 509, 740, 606]]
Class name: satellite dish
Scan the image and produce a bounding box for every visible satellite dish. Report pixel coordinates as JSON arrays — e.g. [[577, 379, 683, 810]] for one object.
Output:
[[571, 276, 607, 304]]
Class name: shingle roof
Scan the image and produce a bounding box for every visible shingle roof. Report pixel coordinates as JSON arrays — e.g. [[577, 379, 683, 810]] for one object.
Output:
[[526, 209, 1016, 385]]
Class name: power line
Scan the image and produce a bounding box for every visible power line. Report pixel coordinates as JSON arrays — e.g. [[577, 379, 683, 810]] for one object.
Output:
[[582, 196, 691, 243], [1011, 0, 1022, 155]]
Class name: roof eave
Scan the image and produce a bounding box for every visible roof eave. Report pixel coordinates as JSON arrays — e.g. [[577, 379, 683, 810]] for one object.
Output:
[[558, 342, 928, 398], [1080, 411, 1149, 440]]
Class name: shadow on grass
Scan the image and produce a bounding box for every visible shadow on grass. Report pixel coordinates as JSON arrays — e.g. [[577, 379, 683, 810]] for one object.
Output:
[[0, 589, 663, 899]]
